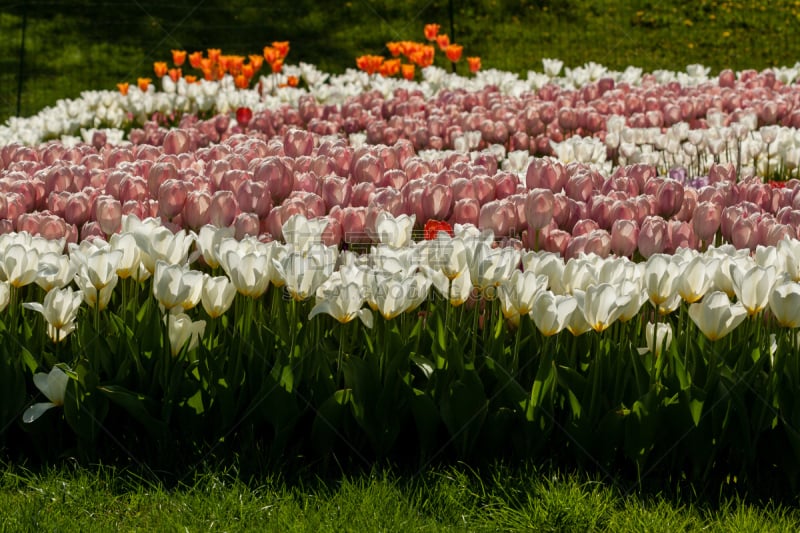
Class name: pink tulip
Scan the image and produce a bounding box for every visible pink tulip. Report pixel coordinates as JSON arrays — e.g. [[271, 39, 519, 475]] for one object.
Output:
[[233, 212, 260, 240], [95, 195, 122, 235], [692, 201, 722, 243], [209, 190, 238, 227], [147, 161, 178, 198], [163, 129, 192, 154], [253, 157, 293, 203], [338, 206, 369, 244], [584, 229, 611, 258], [638, 216, 667, 258], [572, 218, 600, 237], [450, 197, 481, 227], [283, 129, 314, 158], [526, 158, 567, 193], [731, 215, 759, 251], [479, 199, 518, 237], [157, 179, 188, 220], [525, 188, 555, 230], [182, 191, 212, 230], [493, 172, 518, 200], [16, 213, 41, 235], [350, 182, 376, 207], [645, 179, 683, 218], [40, 214, 67, 240], [708, 163, 736, 184], [119, 176, 149, 203], [766, 223, 796, 246], [564, 234, 589, 260], [565, 172, 595, 203], [64, 192, 91, 227], [320, 175, 352, 209], [422, 183, 453, 222], [665, 220, 697, 253], [543, 229, 571, 255], [610, 219, 639, 257]]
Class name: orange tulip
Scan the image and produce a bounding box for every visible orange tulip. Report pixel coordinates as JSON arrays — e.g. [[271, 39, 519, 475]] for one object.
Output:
[[200, 58, 213, 71], [272, 41, 290, 58], [379, 58, 401, 77], [242, 63, 255, 79], [117, 82, 129, 96], [409, 45, 435, 68], [263, 46, 280, 65], [137, 78, 151, 91], [229, 55, 245, 74], [184, 75, 197, 83], [386, 42, 403, 57], [436, 34, 450, 50], [168, 68, 182, 82], [234, 74, 249, 89], [270, 59, 284, 73], [401, 63, 415, 80], [467, 56, 481, 73], [189, 51, 204, 69], [445, 44, 463, 63], [153, 61, 168, 78], [356, 55, 384, 75], [171, 49, 187, 66], [248, 54, 264, 71], [287, 75, 299, 87], [424, 24, 440, 41], [202, 68, 214, 81], [207, 48, 221, 62]]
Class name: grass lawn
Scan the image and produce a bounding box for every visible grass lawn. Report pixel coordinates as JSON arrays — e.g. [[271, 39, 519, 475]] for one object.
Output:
[[1, 461, 798, 531], [2, 1, 800, 123]]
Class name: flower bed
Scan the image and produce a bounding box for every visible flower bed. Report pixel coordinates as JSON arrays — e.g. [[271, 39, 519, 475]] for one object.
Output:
[[2, 58, 800, 487]]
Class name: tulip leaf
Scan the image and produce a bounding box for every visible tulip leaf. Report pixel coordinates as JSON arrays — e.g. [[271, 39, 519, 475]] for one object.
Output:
[[410, 389, 440, 455], [20, 347, 37, 374], [98, 384, 167, 438], [310, 389, 352, 456], [685, 389, 705, 428], [556, 365, 587, 419], [440, 371, 488, 458]]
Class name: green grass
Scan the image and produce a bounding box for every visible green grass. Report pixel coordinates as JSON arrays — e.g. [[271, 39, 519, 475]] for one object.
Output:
[[0, 461, 798, 531], [3, 0, 800, 124]]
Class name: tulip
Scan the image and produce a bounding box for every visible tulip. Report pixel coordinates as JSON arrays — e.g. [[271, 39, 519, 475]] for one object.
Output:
[[677, 255, 717, 304], [0, 281, 8, 313], [0, 243, 39, 288], [610, 219, 639, 258], [498, 270, 548, 318], [374, 212, 415, 249], [692, 201, 722, 244], [153, 261, 204, 313], [167, 313, 206, 357], [729, 263, 777, 316], [467, 242, 521, 292], [689, 291, 748, 341], [219, 246, 275, 299], [22, 366, 70, 423], [108, 232, 142, 279], [638, 216, 667, 258], [637, 322, 674, 358], [769, 277, 800, 328], [22, 286, 84, 342], [525, 188, 555, 231], [200, 274, 235, 319], [530, 290, 577, 336], [309, 281, 373, 327], [273, 247, 334, 301], [642, 254, 680, 307], [35, 252, 75, 292]]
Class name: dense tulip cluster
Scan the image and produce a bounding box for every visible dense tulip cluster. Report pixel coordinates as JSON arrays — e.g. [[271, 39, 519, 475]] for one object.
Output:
[[3, 58, 800, 481]]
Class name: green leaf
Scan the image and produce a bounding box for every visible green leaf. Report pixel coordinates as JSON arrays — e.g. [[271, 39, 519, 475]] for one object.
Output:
[[410, 389, 440, 455], [98, 384, 167, 438]]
